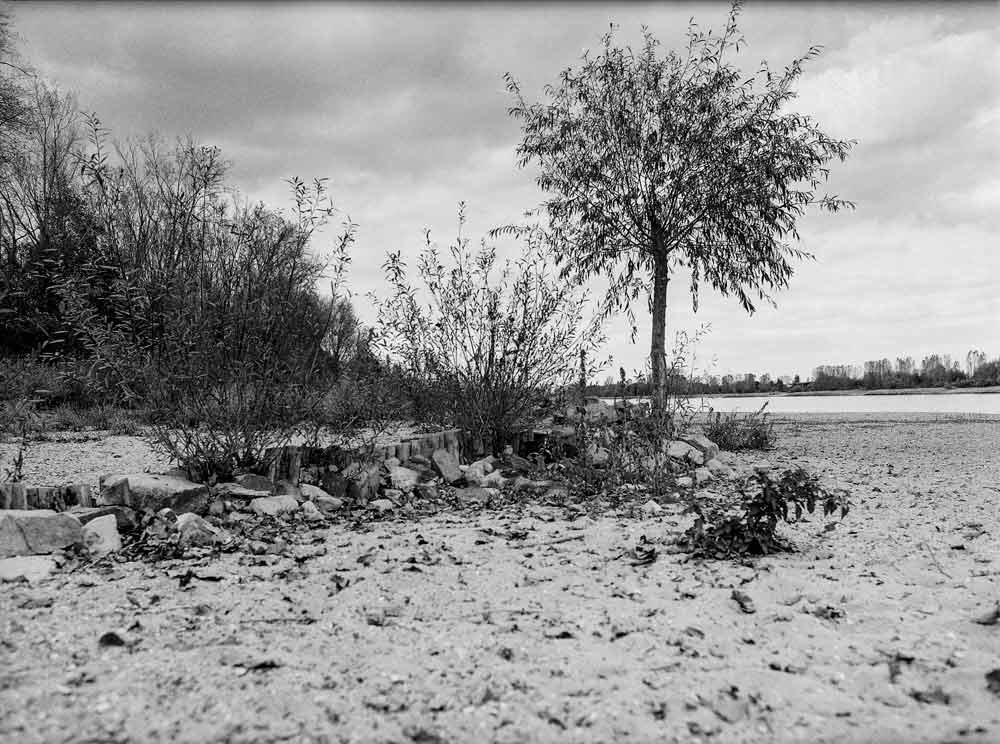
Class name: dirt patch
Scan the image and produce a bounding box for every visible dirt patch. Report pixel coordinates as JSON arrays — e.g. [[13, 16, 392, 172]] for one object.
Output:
[[2, 414, 999, 743]]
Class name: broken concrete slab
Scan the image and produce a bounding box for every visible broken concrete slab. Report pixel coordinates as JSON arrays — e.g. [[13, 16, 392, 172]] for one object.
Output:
[[0, 555, 57, 583], [431, 449, 463, 484], [98, 473, 211, 515], [82, 514, 121, 557], [0, 509, 83, 557]]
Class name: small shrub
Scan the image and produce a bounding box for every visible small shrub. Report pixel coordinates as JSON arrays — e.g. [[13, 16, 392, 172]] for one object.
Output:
[[680, 467, 849, 558], [703, 402, 776, 450]]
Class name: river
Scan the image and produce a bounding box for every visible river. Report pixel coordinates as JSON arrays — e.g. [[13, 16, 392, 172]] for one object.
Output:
[[599, 392, 1000, 415]]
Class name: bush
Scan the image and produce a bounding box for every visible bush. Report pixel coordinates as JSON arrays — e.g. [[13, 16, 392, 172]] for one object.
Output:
[[58, 126, 359, 481], [703, 402, 776, 450], [375, 205, 605, 454], [680, 467, 849, 558]]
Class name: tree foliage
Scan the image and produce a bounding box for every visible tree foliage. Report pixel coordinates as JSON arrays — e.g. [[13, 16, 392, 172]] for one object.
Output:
[[504, 1, 854, 406]]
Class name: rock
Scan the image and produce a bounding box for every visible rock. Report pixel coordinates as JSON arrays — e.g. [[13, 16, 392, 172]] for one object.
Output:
[[234, 474, 275, 493], [454, 487, 491, 505], [481, 470, 507, 489], [0, 510, 83, 557], [248, 495, 299, 517], [676, 476, 694, 489], [214, 483, 271, 501], [82, 515, 121, 557], [510, 476, 539, 493], [694, 467, 713, 486], [705, 458, 733, 478], [640, 499, 664, 517], [408, 454, 431, 468], [313, 495, 345, 514], [666, 440, 704, 466], [383, 457, 401, 470], [299, 483, 331, 502], [505, 454, 533, 474], [680, 433, 721, 461], [369, 498, 395, 514], [98, 473, 210, 515], [69, 505, 138, 533], [382, 488, 403, 501], [300, 501, 324, 522], [388, 466, 420, 492], [0, 555, 57, 583], [176, 512, 230, 547], [752, 459, 774, 473], [266, 538, 287, 555], [415, 482, 438, 500]]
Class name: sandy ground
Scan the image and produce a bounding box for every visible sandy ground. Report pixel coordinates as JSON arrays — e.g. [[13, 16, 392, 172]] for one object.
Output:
[[2, 413, 999, 744]]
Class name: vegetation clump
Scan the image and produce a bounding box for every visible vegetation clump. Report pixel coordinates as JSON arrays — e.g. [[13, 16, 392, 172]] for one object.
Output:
[[680, 467, 849, 558], [703, 403, 776, 451]]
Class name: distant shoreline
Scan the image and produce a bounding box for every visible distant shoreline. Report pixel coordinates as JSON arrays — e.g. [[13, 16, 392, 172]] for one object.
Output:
[[598, 385, 1000, 401]]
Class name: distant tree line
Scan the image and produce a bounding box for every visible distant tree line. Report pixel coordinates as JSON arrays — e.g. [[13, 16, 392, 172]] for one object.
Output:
[[586, 349, 1000, 397]]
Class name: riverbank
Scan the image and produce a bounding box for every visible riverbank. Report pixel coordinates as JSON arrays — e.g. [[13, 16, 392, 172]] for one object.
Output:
[[2, 414, 999, 743], [602, 385, 1000, 401]]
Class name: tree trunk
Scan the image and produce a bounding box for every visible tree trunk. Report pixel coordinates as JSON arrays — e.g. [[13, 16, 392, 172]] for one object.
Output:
[[649, 253, 670, 410]]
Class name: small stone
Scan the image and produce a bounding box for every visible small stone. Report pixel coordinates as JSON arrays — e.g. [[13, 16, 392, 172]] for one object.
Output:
[[694, 467, 713, 485], [300, 501, 324, 522], [0, 555, 57, 583], [676, 476, 693, 489], [266, 538, 288, 555], [454, 487, 491, 505], [234, 474, 275, 493], [370, 498, 395, 514], [82, 515, 121, 557], [388, 467, 420, 492], [249, 495, 300, 517], [705, 458, 733, 478], [640, 499, 664, 517], [248, 540, 268, 555], [299, 483, 330, 502], [176, 513, 229, 547], [313, 495, 345, 514], [666, 440, 704, 465]]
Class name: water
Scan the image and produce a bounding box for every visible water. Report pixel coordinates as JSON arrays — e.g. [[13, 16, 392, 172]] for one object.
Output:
[[599, 392, 1000, 415]]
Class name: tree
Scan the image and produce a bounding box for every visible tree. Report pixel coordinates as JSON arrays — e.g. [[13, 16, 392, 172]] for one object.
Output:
[[0, 10, 28, 163], [504, 1, 853, 408]]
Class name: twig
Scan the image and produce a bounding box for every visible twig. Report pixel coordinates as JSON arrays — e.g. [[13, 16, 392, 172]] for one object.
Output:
[[920, 542, 952, 579], [515, 534, 585, 549]]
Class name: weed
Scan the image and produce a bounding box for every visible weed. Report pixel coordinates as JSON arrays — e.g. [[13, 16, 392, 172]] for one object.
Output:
[[679, 467, 849, 558], [703, 402, 776, 450]]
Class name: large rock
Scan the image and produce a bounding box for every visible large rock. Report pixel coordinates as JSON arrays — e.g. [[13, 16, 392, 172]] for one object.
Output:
[[0, 510, 83, 557], [0, 555, 57, 583], [388, 466, 420, 492], [82, 514, 121, 557], [99, 473, 210, 515], [313, 495, 345, 514], [665, 440, 704, 466], [681, 433, 721, 461], [234, 473, 276, 493], [249, 495, 299, 517]]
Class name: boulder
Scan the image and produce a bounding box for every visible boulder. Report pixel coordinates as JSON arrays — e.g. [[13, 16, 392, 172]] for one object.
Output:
[[0, 510, 83, 557], [248, 495, 299, 517], [680, 433, 721, 461], [0, 555, 57, 583], [694, 467, 713, 486], [463, 458, 495, 487], [665, 440, 704, 466], [234, 474, 275, 493], [82, 514, 121, 557], [388, 466, 420, 492], [176, 513, 230, 547], [98, 473, 210, 515]]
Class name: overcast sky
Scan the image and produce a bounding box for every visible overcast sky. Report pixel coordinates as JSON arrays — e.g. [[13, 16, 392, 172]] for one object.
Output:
[[8, 2, 999, 380]]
